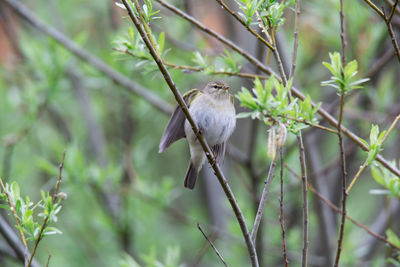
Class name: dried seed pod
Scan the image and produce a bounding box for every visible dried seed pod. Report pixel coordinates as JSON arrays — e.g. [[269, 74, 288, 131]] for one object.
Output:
[[277, 122, 287, 148]]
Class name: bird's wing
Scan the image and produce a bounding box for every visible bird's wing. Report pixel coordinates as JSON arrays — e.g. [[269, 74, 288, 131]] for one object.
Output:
[[158, 89, 202, 153], [211, 142, 226, 163]]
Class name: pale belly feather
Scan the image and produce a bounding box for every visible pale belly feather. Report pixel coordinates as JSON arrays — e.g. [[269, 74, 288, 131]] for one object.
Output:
[[184, 94, 235, 146]]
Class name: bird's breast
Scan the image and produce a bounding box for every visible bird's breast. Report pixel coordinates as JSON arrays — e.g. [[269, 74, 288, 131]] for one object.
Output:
[[185, 95, 236, 146]]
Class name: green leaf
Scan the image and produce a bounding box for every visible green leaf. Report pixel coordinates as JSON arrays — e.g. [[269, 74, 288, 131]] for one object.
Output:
[[387, 229, 400, 247], [158, 32, 165, 54]]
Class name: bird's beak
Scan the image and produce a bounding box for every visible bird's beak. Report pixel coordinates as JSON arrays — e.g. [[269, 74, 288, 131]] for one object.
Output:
[[223, 85, 230, 90]]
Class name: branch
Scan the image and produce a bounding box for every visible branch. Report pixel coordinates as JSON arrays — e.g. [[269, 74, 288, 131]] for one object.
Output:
[[289, 0, 301, 78], [113, 48, 270, 80], [346, 114, 400, 193], [334, 1, 349, 264], [121, 1, 259, 266], [153, 0, 400, 178], [250, 155, 278, 243], [279, 150, 289, 267], [214, 0, 274, 51], [0, 178, 28, 256], [2, 0, 173, 115], [27, 151, 66, 267], [197, 224, 229, 267], [154, 0, 274, 75]]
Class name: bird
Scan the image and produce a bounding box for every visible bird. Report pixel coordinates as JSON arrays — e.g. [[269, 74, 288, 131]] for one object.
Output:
[[159, 80, 236, 190]]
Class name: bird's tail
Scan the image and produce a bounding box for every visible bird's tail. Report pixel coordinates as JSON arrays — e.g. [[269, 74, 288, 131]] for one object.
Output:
[[184, 162, 198, 190]]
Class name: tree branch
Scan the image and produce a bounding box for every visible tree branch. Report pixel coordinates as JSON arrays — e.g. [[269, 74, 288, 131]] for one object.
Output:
[[121, 1, 259, 266]]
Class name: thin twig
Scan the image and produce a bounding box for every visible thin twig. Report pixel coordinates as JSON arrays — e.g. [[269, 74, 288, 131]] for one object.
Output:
[[197, 224, 229, 267], [289, 0, 300, 78], [153, 0, 274, 76], [364, 0, 385, 18], [122, 1, 259, 266], [113, 48, 270, 80], [388, 0, 399, 22], [251, 156, 278, 243], [279, 149, 289, 267], [346, 114, 400, 193], [285, 164, 400, 251], [382, 8, 400, 63], [334, 1, 349, 263], [214, 0, 274, 51], [297, 133, 309, 267], [27, 151, 66, 267]]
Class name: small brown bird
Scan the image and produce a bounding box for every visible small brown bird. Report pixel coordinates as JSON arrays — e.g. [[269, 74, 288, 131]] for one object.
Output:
[[159, 81, 236, 189]]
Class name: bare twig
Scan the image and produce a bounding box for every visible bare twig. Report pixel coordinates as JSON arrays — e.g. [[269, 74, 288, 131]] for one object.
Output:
[[388, 0, 399, 22], [197, 224, 229, 267], [382, 7, 400, 63], [26, 151, 66, 267], [297, 133, 309, 267], [121, 1, 259, 266], [251, 156, 278, 243], [279, 149, 289, 267], [2, 0, 173, 115], [289, 0, 300, 78]]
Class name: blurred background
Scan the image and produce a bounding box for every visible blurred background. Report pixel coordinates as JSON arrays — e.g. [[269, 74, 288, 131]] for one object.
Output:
[[0, 0, 399, 266]]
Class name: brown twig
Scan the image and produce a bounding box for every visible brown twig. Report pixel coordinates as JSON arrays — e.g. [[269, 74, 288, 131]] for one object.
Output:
[[333, 1, 349, 263], [279, 149, 289, 267], [289, 0, 300, 78], [297, 133, 309, 267], [382, 7, 400, 63], [197, 224, 229, 267], [250, 156, 278, 243], [153, 0, 274, 76], [26, 150, 66, 267], [122, 1, 259, 266], [113, 47, 270, 80], [388, 0, 399, 21]]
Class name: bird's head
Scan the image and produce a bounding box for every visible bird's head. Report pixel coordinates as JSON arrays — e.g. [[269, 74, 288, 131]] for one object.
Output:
[[204, 80, 230, 95]]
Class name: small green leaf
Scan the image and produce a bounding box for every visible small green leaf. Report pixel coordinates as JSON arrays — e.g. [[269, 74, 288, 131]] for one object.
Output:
[[387, 229, 400, 247], [158, 32, 165, 54]]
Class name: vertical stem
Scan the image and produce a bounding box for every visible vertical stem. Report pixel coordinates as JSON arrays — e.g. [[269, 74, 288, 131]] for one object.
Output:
[[334, 0, 348, 265], [279, 149, 289, 267], [251, 158, 277, 243], [289, 0, 300, 79], [297, 134, 309, 267]]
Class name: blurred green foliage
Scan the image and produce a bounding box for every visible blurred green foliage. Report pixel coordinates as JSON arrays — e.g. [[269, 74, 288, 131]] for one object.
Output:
[[0, 0, 399, 266]]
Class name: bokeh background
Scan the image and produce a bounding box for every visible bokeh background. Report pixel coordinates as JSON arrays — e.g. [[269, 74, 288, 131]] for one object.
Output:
[[0, 0, 399, 266]]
